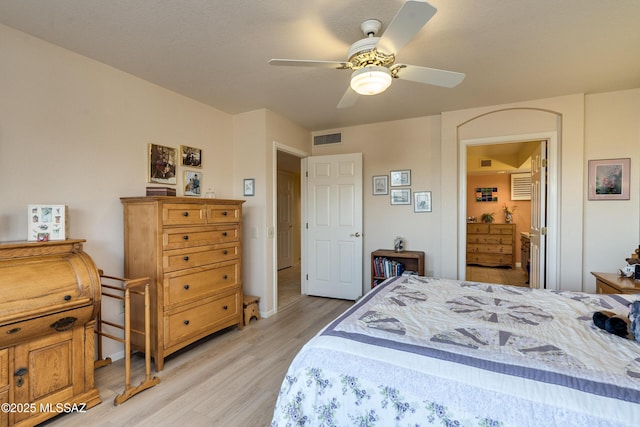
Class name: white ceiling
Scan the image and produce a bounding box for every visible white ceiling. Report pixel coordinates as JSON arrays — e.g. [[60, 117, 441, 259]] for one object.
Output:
[[1, 0, 639, 131]]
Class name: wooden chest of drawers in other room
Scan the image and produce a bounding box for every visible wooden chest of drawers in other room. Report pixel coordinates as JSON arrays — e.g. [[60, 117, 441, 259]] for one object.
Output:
[[0, 240, 101, 427], [466, 223, 516, 269], [120, 197, 245, 371]]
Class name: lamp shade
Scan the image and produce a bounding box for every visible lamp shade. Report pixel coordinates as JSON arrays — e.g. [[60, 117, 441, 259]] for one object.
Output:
[[350, 66, 392, 95]]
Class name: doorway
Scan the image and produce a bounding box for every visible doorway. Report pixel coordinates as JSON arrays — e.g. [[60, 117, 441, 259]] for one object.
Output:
[[461, 134, 556, 289], [276, 150, 303, 310]]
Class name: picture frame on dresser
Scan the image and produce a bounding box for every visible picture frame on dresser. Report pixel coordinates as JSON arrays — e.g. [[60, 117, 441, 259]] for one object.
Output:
[[184, 170, 201, 196], [587, 158, 630, 200]]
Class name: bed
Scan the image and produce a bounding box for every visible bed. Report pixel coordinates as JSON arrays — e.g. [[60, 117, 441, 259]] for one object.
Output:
[[271, 275, 640, 426]]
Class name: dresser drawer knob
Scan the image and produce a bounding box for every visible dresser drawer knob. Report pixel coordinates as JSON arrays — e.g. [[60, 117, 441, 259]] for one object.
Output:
[[183, 320, 190, 325], [7, 327, 21, 335], [183, 256, 190, 261], [223, 305, 228, 310], [64, 294, 72, 301], [223, 274, 228, 280], [222, 250, 228, 255], [222, 211, 228, 216], [222, 232, 228, 237], [183, 211, 189, 217], [183, 235, 189, 240], [183, 284, 190, 290]]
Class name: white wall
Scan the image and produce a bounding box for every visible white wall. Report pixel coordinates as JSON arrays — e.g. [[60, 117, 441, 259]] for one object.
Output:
[[312, 116, 442, 290], [0, 24, 235, 358], [582, 89, 640, 287]]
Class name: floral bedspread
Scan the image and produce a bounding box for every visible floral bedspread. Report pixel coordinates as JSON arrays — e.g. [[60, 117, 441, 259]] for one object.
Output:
[[271, 276, 640, 426]]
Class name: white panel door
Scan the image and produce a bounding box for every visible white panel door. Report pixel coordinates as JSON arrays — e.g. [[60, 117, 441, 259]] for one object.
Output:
[[530, 141, 547, 289], [277, 171, 294, 270], [306, 153, 363, 300]]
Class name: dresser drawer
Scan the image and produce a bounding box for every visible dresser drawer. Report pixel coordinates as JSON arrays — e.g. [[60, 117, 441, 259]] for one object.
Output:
[[467, 244, 513, 254], [164, 261, 239, 307], [207, 205, 241, 224], [467, 253, 513, 267], [163, 243, 239, 272], [163, 225, 240, 250], [467, 224, 490, 234], [489, 224, 514, 235], [163, 203, 207, 226], [164, 292, 239, 348], [0, 306, 94, 348]]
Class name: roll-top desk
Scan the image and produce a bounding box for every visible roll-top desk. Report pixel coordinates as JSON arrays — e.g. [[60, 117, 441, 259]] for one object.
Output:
[[0, 240, 101, 426], [120, 197, 245, 371]]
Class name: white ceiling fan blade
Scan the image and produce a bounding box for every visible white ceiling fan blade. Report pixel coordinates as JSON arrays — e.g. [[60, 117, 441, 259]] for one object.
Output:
[[395, 64, 465, 88], [376, 0, 437, 54], [268, 59, 351, 69], [337, 87, 359, 109]]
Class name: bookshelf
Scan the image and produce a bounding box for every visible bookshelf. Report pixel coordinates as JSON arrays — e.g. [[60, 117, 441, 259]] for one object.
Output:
[[371, 249, 425, 288]]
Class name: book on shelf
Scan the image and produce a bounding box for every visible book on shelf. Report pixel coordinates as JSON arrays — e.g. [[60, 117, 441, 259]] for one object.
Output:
[[373, 257, 405, 279]]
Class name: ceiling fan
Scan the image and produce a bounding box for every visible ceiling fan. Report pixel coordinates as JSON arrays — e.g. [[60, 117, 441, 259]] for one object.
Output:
[[269, 0, 465, 109]]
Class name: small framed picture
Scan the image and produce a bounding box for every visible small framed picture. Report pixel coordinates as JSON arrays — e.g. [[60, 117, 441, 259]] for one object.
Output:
[[414, 191, 432, 212], [184, 170, 201, 197], [588, 158, 630, 200], [390, 170, 411, 187], [148, 143, 177, 184], [390, 188, 411, 205], [180, 145, 202, 168], [243, 178, 255, 196], [372, 175, 388, 195]]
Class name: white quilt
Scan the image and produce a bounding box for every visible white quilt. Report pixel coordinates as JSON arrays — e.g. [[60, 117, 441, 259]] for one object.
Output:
[[271, 276, 640, 426]]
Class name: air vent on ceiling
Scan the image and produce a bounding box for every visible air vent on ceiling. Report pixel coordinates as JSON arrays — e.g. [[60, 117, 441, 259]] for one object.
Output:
[[314, 133, 342, 146], [511, 173, 531, 200], [480, 159, 492, 167]]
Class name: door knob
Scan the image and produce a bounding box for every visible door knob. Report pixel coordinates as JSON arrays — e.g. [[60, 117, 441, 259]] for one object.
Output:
[[350, 232, 361, 237]]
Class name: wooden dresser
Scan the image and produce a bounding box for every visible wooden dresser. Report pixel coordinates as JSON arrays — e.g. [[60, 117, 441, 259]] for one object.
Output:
[[120, 197, 245, 371], [591, 272, 640, 294], [466, 223, 516, 269], [0, 240, 101, 426]]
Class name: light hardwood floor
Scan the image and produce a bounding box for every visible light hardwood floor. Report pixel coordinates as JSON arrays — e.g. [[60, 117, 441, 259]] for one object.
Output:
[[42, 295, 353, 427], [466, 265, 529, 287], [277, 264, 302, 309]]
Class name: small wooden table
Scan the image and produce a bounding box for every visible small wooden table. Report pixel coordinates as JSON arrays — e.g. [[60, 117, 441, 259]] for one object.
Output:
[[591, 272, 640, 294]]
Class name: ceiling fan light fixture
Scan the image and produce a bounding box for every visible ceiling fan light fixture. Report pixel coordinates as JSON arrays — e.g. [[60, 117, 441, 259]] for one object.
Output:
[[350, 66, 392, 95]]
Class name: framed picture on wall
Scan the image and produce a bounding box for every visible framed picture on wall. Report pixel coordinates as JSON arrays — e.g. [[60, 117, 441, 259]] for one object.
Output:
[[390, 170, 411, 187], [414, 191, 432, 212], [588, 158, 630, 200], [372, 175, 388, 195], [243, 178, 255, 196], [180, 145, 202, 168], [148, 143, 177, 185], [390, 188, 411, 205]]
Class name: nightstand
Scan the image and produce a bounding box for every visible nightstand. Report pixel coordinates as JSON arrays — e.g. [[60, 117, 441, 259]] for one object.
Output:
[[591, 272, 640, 294]]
